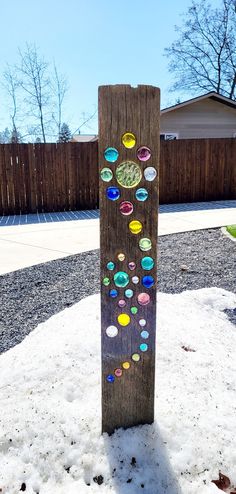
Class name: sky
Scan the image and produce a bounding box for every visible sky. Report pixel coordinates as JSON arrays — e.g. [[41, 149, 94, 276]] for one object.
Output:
[[0, 0, 221, 137]]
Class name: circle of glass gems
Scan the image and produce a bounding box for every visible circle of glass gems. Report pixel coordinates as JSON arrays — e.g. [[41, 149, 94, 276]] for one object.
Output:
[[114, 368, 122, 377], [118, 299, 126, 308], [122, 361, 130, 369], [117, 253, 125, 261], [125, 289, 133, 299], [132, 353, 140, 362], [106, 374, 115, 383], [141, 330, 149, 339], [103, 277, 110, 286], [106, 186, 120, 201], [104, 147, 119, 163], [114, 271, 129, 288], [131, 306, 138, 315], [129, 220, 142, 235], [139, 238, 152, 252], [116, 161, 142, 189], [137, 293, 150, 306], [135, 188, 148, 202], [139, 318, 146, 327], [140, 343, 148, 352], [121, 132, 136, 149], [107, 261, 115, 270], [100, 167, 113, 182], [142, 275, 155, 288], [117, 313, 130, 326], [128, 261, 136, 271], [141, 256, 154, 271], [144, 167, 157, 182], [109, 289, 118, 298], [119, 201, 133, 216], [137, 146, 151, 162], [106, 325, 118, 337], [132, 276, 139, 284]]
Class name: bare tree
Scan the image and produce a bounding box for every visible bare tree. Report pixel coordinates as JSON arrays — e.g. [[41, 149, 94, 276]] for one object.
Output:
[[51, 64, 68, 140], [2, 65, 21, 141], [165, 0, 236, 99]]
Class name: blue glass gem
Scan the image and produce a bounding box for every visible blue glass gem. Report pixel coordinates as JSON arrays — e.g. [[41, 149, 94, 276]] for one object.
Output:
[[141, 256, 154, 270], [107, 261, 115, 270], [106, 374, 115, 383], [125, 289, 133, 299], [106, 187, 120, 201], [140, 343, 148, 352], [135, 188, 148, 202], [109, 289, 118, 298], [104, 147, 119, 163], [142, 275, 155, 288], [141, 330, 149, 339]]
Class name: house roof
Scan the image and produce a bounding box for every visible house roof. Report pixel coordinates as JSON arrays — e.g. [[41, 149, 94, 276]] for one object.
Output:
[[71, 134, 98, 143], [161, 92, 236, 114]]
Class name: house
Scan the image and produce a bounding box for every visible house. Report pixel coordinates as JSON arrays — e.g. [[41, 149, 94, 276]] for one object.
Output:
[[160, 92, 236, 140]]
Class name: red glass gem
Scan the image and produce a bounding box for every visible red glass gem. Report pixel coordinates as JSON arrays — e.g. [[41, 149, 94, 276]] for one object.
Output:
[[119, 201, 134, 216]]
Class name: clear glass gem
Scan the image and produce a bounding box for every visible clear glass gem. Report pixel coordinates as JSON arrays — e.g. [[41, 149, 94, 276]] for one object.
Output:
[[141, 330, 149, 339], [132, 276, 139, 284], [139, 318, 146, 327], [144, 167, 157, 181], [106, 325, 118, 337], [104, 147, 119, 162]]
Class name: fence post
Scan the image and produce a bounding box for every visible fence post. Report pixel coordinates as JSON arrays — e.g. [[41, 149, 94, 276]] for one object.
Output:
[[99, 85, 160, 434]]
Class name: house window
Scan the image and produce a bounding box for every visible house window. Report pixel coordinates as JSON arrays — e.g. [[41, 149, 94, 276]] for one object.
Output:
[[160, 133, 178, 140]]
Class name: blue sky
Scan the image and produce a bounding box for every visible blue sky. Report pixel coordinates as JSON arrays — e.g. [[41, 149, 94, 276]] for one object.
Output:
[[0, 0, 221, 136]]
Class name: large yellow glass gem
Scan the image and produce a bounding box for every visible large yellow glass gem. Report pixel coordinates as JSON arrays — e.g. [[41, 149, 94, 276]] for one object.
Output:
[[121, 132, 136, 149], [116, 161, 142, 188], [129, 220, 142, 235], [117, 313, 130, 326]]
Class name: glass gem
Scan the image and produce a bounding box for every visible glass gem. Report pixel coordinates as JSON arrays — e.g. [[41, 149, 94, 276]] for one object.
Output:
[[103, 277, 110, 286], [137, 293, 150, 306], [106, 325, 118, 337], [142, 275, 155, 288], [139, 238, 152, 252], [100, 167, 113, 182], [135, 188, 148, 202], [118, 299, 126, 308], [137, 146, 151, 162], [106, 186, 120, 201], [132, 276, 139, 284], [107, 261, 115, 270], [119, 201, 133, 216], [122, 361, 130, 369], [117, 253, 125, 261], [141, 330, 149, 339], [128, 261, 136, 271], [114, 271, 129, 288], [106, 374, 115, 383], [129, 220, 142, 234], [104, 147, 119, 163], [140, 343, 148, 352], [109, 289, 118, 298], [141, 256, 154, 271], [132, 353, 140, 362], [139, 318, 146, 327], [131, 306, 138, 315], [125, 289, 133, 298], [144, 167, 157, 181], [121, 132, 136, 149], [117, 313, 130, 326], [116, 161, 142, 188], [114, 368, 122, 377]]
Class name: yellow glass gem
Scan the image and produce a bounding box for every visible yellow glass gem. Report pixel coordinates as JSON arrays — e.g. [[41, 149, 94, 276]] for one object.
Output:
[[117, 313, 130, 326], [129, 220, 142, 235], [121, 132, 136, 149], [122, 361, 130, 370], [117, 253, 125, 261], [132, 353, 140, 362]]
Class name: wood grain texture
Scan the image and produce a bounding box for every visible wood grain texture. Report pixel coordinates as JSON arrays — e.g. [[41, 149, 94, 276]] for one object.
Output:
[[99, 85, 160, 434]]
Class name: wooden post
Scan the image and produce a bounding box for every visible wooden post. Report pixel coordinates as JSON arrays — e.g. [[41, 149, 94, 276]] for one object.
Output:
[[99, 85, 160, 434]]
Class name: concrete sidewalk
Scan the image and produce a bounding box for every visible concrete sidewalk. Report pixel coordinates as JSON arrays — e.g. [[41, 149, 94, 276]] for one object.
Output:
[[0, 200, 235, 276]]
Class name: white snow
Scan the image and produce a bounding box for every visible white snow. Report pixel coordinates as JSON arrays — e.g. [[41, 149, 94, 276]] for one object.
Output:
[[0, 287, 236, 494]]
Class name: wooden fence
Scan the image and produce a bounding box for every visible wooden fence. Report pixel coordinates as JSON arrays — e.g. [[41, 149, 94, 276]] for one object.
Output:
[[0, 138, 235, 215]]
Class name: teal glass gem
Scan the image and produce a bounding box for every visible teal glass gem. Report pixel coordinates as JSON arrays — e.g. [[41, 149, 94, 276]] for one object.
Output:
[[140, 343, 148, 352], [125, 289, 133, 298], [106, 374, 115, 383], [141, 256, 154, 271], [106, 187, 120, 201], [135, 188, 148, 202], [109, 289, 118, 298], [103, 277, 110, 286], [104, 147, 119, 163], [131, 306, 138, 315], [142, 275, 155, 288], [114, 271, 129, 288], [107, 261, 115, 270], [141, 330, 149, 339], [100, 167, 113, 182]]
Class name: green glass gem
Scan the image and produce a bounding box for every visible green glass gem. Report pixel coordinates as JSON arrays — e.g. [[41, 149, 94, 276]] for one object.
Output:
[[116, 161, 142, 189], [131, 306, 138, 315], [107, 261, 115, 270], [139, 238, 152, 252], [141, 256, 154, 271], [113, 271, 129, 288], [103, 277, 110, 286], [100, 167, 113, 182]]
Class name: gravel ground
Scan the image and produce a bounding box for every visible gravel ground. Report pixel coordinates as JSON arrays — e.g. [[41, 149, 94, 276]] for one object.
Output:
[[0, 228, 235, 354]]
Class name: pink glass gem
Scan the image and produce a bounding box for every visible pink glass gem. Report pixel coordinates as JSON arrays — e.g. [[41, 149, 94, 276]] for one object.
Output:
[[128, 262, 136, 271], [119, 201, 134, 216], [137, 146, 151, 162], [137, 293, 150, 306], [118, 299, 126, 308], [114, 368, 122, 377]]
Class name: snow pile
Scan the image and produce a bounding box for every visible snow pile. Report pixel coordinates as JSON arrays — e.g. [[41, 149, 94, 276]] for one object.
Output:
[[0, 287, 236, 494]]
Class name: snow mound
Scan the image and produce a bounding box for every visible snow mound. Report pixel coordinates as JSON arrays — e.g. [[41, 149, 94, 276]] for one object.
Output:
[[0, 287, 236, 494]]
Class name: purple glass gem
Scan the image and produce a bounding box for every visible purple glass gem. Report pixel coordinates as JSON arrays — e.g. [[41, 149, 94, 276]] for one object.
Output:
[[118, 299, 126, 308], [137, 146, 151, 162], [128, 261, 136, 271]]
